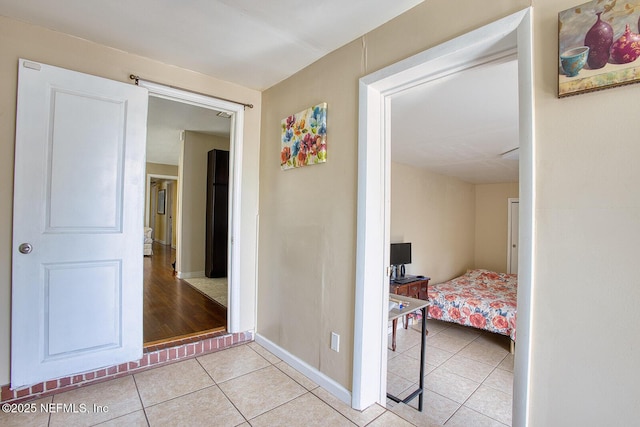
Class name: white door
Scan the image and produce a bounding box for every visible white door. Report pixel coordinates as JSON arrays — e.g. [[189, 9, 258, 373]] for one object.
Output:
[[11, 59, 148, 387], [507, 198, 519, 274], [166, 181, 173, 248]]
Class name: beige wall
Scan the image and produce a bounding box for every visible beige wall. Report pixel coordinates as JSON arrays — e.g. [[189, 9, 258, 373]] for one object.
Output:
[[260, 0, 640, 424], [531, 1, 640, 424], [390, 162, 476, 283], [474, 183, 519, 273], [258, 0, 530, 391], [258, 44, 361, 389], [391, 165, 518, 280], [0, 16, 260, 386], [179, 132, 229, 275], [4, 1, 640, 423], [146, 162, 179, 177]]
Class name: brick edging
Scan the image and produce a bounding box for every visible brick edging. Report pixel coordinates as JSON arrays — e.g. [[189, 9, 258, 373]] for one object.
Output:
[[1, 330, 253, 404]]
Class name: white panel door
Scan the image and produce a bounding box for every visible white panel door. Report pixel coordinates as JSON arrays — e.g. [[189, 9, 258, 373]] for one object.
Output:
[[11, 59, 148, 387]]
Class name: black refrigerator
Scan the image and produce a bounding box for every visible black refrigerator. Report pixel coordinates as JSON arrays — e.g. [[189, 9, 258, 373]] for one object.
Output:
[[205, 149, 229, 278]]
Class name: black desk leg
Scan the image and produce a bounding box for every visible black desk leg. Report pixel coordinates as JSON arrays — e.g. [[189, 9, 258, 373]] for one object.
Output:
[[418, 306, 426, 411], [386, 306, 427, 411]]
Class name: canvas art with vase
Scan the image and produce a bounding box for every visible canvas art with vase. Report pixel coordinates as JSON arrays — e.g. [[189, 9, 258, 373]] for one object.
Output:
[[559, 0, 640, 97]]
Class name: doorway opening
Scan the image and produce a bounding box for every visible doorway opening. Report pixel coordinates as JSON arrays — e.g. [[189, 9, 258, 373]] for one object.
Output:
[[139, 80, 246, 346], [146, 175, 178, 250], [352, 8, 533, 425], [143, 172, 226, 346]]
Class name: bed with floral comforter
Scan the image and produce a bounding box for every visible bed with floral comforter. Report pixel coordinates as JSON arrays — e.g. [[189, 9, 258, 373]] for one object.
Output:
[[427, 269, 517, 341]]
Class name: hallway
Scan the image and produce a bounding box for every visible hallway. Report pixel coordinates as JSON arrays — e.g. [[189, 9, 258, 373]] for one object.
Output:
[[143, 242, 227, 345]]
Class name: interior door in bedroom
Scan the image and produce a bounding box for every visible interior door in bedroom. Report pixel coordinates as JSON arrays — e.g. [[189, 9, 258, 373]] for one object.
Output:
[[508, 198, 519, 274], [11, 59, 148, 387]]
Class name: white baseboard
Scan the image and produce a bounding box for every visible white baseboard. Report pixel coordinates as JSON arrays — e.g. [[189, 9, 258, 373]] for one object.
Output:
[[177, 271, 205, 279], [254, 334, 352, 407]]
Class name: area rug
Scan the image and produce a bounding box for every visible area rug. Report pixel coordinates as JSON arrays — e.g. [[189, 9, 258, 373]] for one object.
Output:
[[183, 276, 227, 307]]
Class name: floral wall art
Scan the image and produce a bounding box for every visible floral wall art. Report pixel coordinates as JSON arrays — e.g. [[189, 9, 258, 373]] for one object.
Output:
[[280, 103, 327, 170], [559, 0, 640, 97]]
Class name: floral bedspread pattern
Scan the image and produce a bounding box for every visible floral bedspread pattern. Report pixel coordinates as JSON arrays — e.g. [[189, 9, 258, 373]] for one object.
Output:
[[427, 269, 517, 341]]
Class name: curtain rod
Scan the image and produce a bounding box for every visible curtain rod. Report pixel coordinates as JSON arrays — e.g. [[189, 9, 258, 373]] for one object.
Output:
[[129, 74, 254, 109]]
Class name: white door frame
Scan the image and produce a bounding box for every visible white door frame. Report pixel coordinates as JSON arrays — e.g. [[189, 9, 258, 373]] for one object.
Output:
[[507, 198, 520, 274], [353, 8, 534, 425], [166, 181, 174, 248], [145, 174, 178, 231], [138, 80, 245, 332]]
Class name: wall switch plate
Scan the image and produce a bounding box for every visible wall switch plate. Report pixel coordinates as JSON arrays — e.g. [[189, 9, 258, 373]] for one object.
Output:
[[330, 332, 340, 352]]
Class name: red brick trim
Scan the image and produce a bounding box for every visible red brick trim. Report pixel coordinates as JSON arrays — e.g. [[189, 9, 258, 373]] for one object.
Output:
[[1, 331, 253, 404]]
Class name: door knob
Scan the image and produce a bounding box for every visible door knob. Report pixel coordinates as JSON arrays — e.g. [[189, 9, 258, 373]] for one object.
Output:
[[18, 243, 33, 254]]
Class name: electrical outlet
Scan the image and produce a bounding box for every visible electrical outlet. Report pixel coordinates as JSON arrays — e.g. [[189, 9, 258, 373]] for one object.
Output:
[[330, 332, 340, 352]]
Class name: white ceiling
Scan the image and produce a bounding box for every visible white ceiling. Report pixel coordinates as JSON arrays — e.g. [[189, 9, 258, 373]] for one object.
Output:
[[0, 0, 423, 91], [146, 96, 229, 165], [391, 55, 519, 184], [1, 0, 519, 183]]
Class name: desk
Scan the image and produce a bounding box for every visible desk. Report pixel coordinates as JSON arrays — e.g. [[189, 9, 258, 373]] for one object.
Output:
[[390, 277, 429, 351], [390, 277, 430, 300], [387, 293, 428, 411]]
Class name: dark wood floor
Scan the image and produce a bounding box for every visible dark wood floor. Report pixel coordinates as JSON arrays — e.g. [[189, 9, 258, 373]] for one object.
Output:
[[143, 242, 227, 345]]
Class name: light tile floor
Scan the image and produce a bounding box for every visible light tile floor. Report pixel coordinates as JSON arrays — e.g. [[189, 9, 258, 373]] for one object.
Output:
[[0, 320, 513, 427], [387, 319, 514, 426]]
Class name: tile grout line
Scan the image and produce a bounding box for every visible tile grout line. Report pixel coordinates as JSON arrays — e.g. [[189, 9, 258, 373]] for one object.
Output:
[[271, 360, 320, 393], [1, 331, 253, 405], [131, 374, 151, 427], [243, 343, 359, 425], [193, 353, 249, 425], [389, 322, 462, 419], [141, 383, 220, 412], [46, 393, 52, 427], [238, 351, 313, 423], [196, 344, 275, 424], [443, 405, 510, 427], [306, 390, 366, 427], [438, 356, 511, 426], [391, 320, 513, 424], [364, 410, 398, 427]]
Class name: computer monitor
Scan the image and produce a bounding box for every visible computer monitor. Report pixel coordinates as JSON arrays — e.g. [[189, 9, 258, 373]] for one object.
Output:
[[390, 242, 411, 277]]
